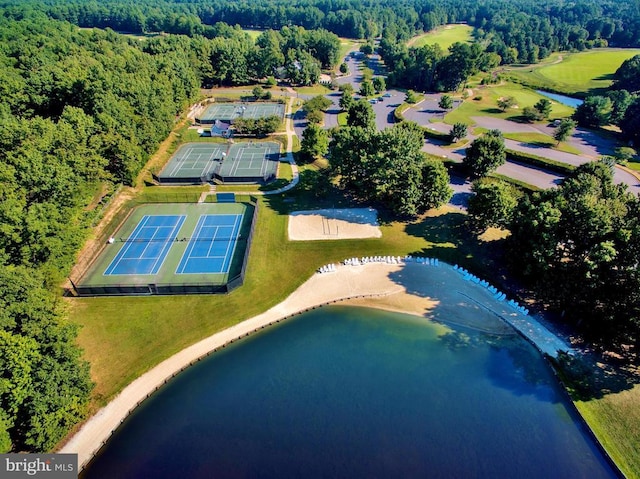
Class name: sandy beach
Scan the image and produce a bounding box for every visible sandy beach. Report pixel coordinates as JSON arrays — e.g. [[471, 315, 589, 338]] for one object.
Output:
[[60, 260, 569, 470]]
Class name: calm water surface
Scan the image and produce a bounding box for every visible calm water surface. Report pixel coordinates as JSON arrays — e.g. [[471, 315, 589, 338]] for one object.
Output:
[[82, 306, 617, 479], [536, 90, 584, 108]]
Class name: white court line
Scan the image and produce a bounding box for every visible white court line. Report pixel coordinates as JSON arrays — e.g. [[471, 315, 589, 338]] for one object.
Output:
[[176, 215, 206, 274], [221, 215, 242, 272], [150, 219, 184, 274], [116, 216, 152, 262], [169, 148, 193, 176]]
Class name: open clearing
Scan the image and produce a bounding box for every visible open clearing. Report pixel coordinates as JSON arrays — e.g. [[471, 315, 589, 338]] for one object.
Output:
[[507, 48, 640, 96], [444, 82, 575, 125], [408, 24, 473, 50], [288, 208, 382, 240]]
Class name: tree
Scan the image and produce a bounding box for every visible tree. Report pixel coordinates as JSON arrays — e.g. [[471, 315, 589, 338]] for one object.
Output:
[[449, 122, 468, 142], [606, 89, 634, 125], [306, 109, 323, 124], [463, 129, 506, 178], [468, 180, 520, 231], [372, 76, 386, 93], [439, 94, 453, 111], [619, 97, 640, 147], [534, 98, 552, 119], [573, 96, 612, 127], [522, 106, 544, 123], [347, 99, 375, 129], [614, 54, 640, 93], [300, 123, 329, 162], [339, 92, 354, 111], [303, 95, 332, 114], [359, 80, 375, 97], [252, 86, 265, 99], [405, 90, 418, 104], [339, 62, 348, 74], [420, 159, 453, 210], [497, 96, 516, 111], [360, 42, 374, 55], [508, 161, 640, 348], [553, 118, 577, 145]]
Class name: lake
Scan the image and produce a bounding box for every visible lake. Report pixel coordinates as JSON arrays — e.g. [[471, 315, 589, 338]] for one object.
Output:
[[536, 90, 584, 108], [81, 306, 617, 478]]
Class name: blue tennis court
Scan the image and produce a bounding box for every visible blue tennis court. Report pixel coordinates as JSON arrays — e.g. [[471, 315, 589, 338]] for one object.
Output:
[[104, 215, 186, 276], [176, 214, 242, 274]]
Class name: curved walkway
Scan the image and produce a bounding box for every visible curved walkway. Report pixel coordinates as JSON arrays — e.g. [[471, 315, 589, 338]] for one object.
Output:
[[61, 260, 569, 471]]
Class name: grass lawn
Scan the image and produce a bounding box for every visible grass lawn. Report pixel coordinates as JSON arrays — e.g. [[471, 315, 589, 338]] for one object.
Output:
[[507, 48, 640, 97], [408, 24, 473, 50], [69, 187, 507, 409], [503, 132, 582, 155], [576, 387, 640, 478], [445, 82, 575, 125], [338, 38, 360, 64], [243, 29, 264, 41], [296, 85, 332, 95]]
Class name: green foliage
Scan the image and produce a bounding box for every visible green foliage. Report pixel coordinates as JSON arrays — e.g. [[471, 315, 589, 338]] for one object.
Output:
[[300, 123, 329, 162], [468, 180, 520, 231], [508, 161, 640, 349], [554, 119, 577, 145], [328, 122, 451, 215], [573, 96, 612, 128], [339, 92, 354, 111], [449, 122, 468, 142], [252, 86, 265, 99], [497, 96, 517, 111], [522, 106, 544, 122], [534, 98, 552, 119], [339, 62, 348, 74], [439, 94, 453, 110], [359, 80, 375, 97], [303, 95, 332, 114], [614, 54, 640, 93], [620, 97, 640, 146], [232, 115, 281, 136], [359, 43, 374, 55], [605, 90, 634, 125], [0, 266, 92, 452], [372, 76, 386, 93], [420, 159, 454, 209], [405, 90, 418, 104], [346, 99, 375, 129], [463, 129, 507, 179]]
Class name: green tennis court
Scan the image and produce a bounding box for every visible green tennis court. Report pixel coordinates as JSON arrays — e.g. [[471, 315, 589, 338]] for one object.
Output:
[[158, 143, 224, 183], [76, 202, 255, 295], [197, 102, 285, 124], [215, 142, 280, 183]]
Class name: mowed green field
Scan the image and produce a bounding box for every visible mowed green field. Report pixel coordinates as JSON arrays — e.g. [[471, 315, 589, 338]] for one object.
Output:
[[508, 49, 640, 96], [243, 29, 264, 41], [408, 24, 473, 51], [444, 82, 575, 125]]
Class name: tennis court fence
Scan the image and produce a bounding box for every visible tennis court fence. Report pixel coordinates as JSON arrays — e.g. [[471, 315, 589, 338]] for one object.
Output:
[[67, 197, 259, 297]]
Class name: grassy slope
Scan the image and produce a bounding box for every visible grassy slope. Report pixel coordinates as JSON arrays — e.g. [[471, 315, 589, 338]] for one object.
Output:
[[576, 392, 640, 478], [507, 49, 640, 96], [408, 24, 473, 50], [445, 83, 575, 125], [70, 198, 502, 407]]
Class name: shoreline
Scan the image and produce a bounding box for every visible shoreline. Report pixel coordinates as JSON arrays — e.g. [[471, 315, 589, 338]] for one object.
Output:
[[60, 260, 570, 471]]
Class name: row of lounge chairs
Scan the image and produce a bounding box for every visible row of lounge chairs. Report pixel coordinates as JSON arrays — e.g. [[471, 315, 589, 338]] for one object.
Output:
[[453, 265, 529, 316], [317, 264, 337, 273], [342, 255, 440, 267]]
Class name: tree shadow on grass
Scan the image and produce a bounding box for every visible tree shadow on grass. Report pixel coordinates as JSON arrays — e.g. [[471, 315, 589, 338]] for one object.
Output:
[[482, 107, 504, 114], [403, 210, 508, 281]]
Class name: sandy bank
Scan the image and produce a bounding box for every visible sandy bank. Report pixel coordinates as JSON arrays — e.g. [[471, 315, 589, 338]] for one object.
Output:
[[61, 260, 569, 470]]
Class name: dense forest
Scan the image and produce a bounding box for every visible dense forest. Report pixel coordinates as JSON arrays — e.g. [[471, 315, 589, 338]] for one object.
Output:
[[8, 0, 640, 54], [0, 12, 202, 452]]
